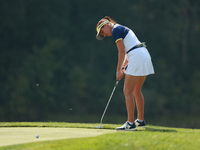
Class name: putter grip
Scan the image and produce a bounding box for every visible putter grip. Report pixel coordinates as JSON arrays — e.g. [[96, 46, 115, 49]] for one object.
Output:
[[115, 80, 119, 87]]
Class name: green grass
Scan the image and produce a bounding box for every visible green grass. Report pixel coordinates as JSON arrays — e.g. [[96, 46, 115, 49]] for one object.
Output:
[[0, 122, 200, 150]]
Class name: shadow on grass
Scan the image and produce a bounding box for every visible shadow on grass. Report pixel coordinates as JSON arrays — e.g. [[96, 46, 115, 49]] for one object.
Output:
[[145, 126, 177, 132]]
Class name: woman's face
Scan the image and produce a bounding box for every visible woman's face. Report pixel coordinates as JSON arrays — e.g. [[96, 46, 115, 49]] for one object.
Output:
[[100, 24, 112, 37]]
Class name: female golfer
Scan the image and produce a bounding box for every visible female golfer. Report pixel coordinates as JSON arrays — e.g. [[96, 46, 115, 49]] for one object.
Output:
[[96, 16, 154, 131]]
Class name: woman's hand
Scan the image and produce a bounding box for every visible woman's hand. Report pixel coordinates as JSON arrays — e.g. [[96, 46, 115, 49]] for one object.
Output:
[[116, 69, 125, 81]]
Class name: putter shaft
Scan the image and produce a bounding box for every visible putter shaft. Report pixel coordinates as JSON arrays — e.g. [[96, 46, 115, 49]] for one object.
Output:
[[99, 80, 119, 127]]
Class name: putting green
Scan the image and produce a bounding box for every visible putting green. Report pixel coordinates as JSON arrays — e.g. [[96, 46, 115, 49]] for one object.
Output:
[[0, 127, 115, 147]]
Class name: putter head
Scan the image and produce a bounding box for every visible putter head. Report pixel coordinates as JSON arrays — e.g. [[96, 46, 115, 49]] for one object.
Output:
[[95, 125, 102, 129]]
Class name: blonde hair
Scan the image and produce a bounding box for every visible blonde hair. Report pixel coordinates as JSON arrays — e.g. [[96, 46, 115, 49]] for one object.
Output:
[[96, 16, 116, 28], [103, 16, 116, 23]]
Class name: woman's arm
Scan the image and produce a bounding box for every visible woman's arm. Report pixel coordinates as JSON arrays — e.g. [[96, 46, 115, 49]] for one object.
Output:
[[116, 40, 126, 80], [122, 58, 129, 69]]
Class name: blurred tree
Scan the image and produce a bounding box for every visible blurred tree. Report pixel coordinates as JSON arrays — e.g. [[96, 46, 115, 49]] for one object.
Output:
[[0, 0, 200, 128]]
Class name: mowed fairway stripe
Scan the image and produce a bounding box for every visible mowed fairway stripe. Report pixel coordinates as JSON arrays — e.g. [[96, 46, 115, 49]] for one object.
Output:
[[0, 127, 115, 147]]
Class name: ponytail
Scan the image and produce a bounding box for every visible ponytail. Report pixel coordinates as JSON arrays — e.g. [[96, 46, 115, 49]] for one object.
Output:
[[103, 16, 116, 23]]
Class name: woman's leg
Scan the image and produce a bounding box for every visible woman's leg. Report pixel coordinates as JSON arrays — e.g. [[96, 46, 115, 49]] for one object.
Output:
[[123, 75, 140, 123], [133, 76, 146, 120]]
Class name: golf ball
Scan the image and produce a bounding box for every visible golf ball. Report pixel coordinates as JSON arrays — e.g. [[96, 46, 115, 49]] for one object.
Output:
[[36, 134, 39, 138]]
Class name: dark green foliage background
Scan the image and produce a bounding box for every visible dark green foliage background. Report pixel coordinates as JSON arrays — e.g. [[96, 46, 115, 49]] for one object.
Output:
[[0, 0, 200, 128]]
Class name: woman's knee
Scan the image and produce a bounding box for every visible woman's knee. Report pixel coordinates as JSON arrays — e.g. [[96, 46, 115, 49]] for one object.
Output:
[[133, 89, 142, 97], [123, 87, 133, 97]]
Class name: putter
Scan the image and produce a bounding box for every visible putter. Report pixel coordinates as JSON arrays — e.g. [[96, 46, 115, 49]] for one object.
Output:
[[95, 80, 119, 129]]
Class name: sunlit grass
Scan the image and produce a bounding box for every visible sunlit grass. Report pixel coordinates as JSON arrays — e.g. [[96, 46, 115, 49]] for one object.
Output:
[[0, 122, 200, 150]]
